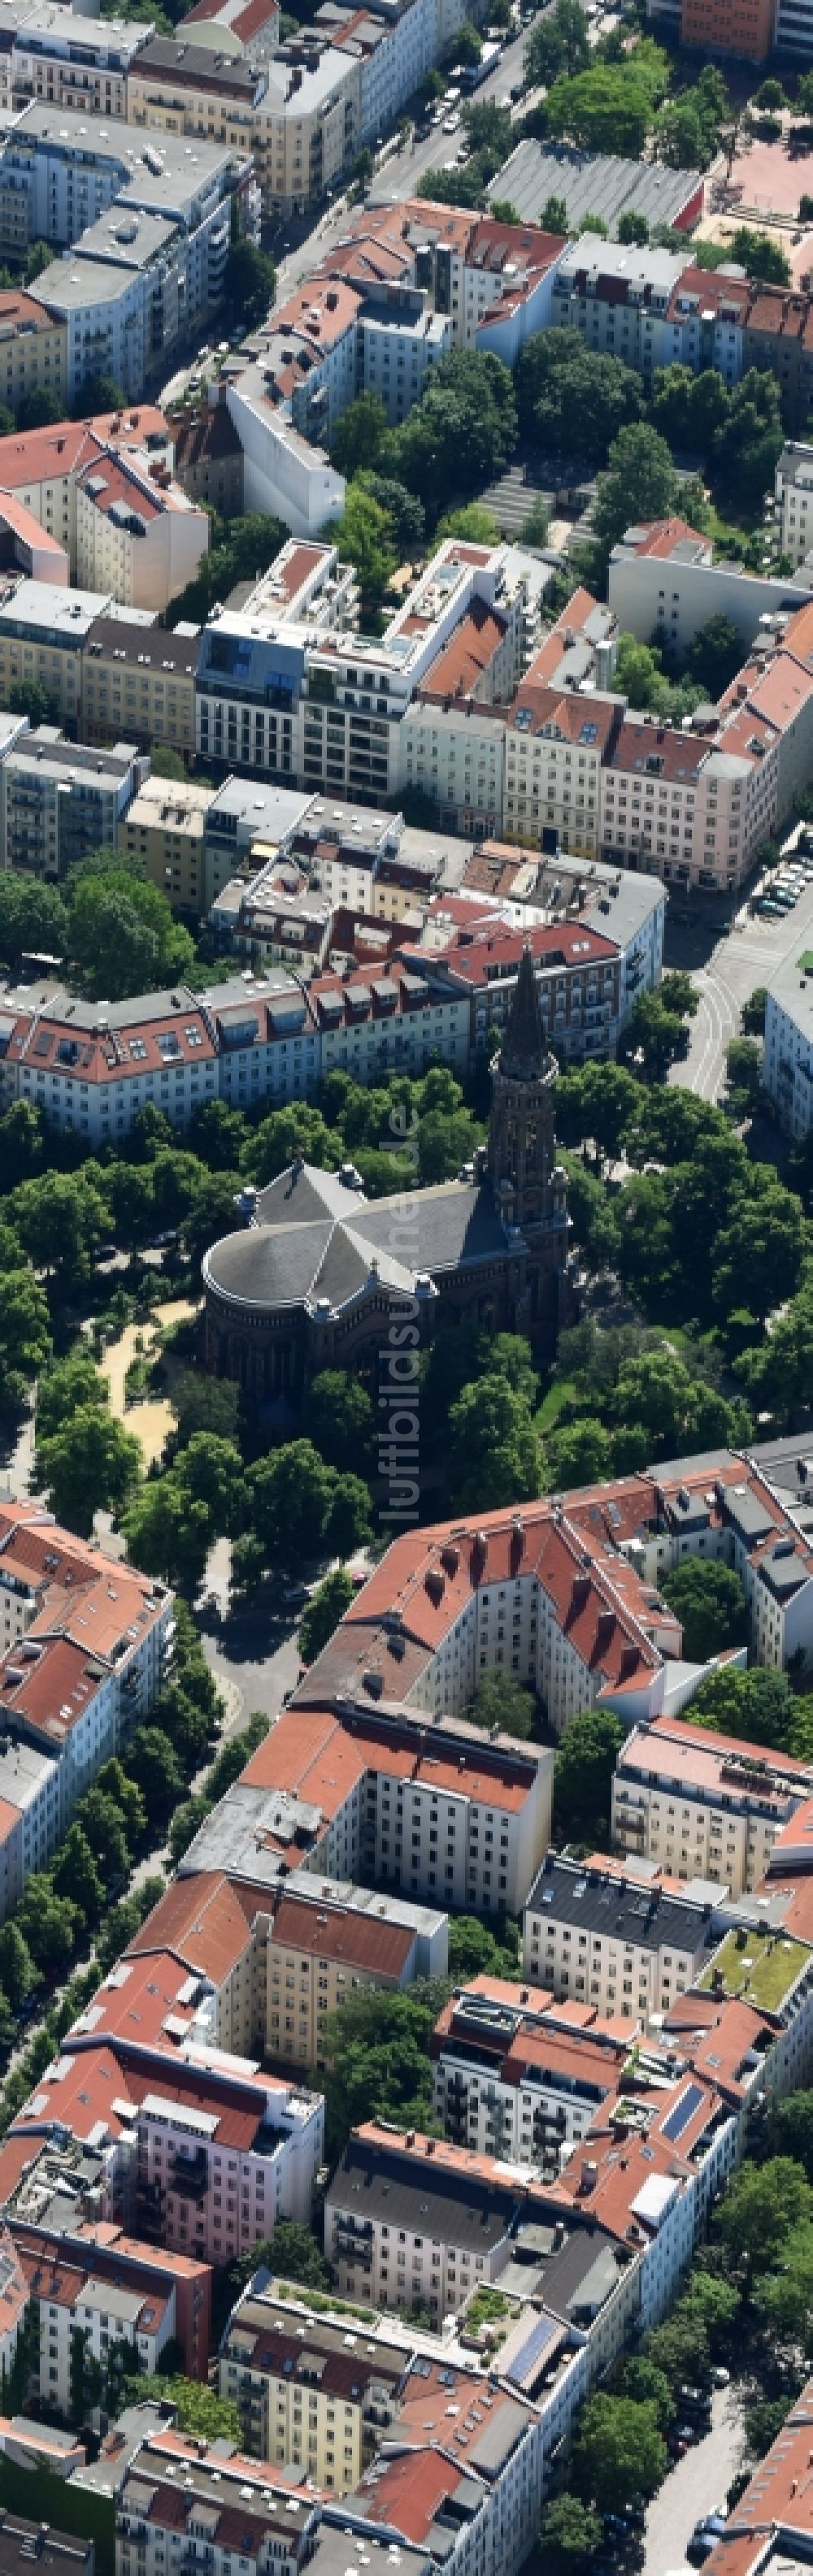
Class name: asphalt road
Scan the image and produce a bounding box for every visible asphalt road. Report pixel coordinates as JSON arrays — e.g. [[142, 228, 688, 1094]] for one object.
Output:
[[643, 2391, 744, 2576], [669, 847, 813, 1105]]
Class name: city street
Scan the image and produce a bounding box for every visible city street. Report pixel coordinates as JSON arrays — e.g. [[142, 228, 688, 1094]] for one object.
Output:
[[669, 858, 813, 1104], [643, 2390, 744, 2576]]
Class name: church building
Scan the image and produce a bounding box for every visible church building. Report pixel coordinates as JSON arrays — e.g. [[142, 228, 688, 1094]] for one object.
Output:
[[202, 948, 572, 1405]]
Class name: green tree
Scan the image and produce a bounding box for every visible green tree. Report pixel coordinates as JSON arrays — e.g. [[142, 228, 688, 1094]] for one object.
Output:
[[328, 484, 397, 603], [74, 1788, 130, 1884], [712, 368, 784, 515], [242, 1103, 343, 1186], [65, 859, 194, 995], [540, 193, 568, 232], [173, 1431, 247, 1537], [0, 1268, 51, 1411], [447, 1915, 519, 1980], [123, 1475, 211, 1592], [620, 2358, 676, 2429], [168, 513, 287, 630], [765, 2088, 813, 2179], [711, 1176, 806, 1328], [0, 873, 68, 970], [52, 1824, 105, 1924], [720, 2158, 811, 2279], [540, 2499, 602, 2569], [168, 1796, 212, 1867], [298, 1568, 355, 1663], [95, 1759, 146, 1845], [738, 1280, 813, 1425], [456, 18, 482, 61], [8, 679, 54, 726], [468, 1672, 535, 1738], [250, 1440, 335, 1571], [127, 1726, 185, 1817], [571, 2393, 667, 2513], [447, 1376, 538, 1512], [436, 502, 500, 543], [728, 226, 790, 284], [543, 63, 659, 157], [660, 1560, 747, 1661], [0, 1922, 37, 2011], [382, 349, 517, 514], [689, 1662, 792, 1750], [230, 1533, 266, 1600], [615, 631, 672, 712], [302, 1370, 374, 1472], [318, 1984, 445, 2160], [617, 208, 649, 244], [15, 1876, 81, 1974], [223, 236, 276, 327], [330, 391, 389, 479], [541, 1416, 613, 1490], [34, 1406, 141, 1537], [689, 613, 741, 697], [524, 0, 589, 80], [358, 473, 424, 554], [232, 2220, 330, 2292], [742, 986, 767, 1036], [37, 1352, 107, 1444], [590, 421, 677, 567], [554, 1708, 626, 1845], [11, 1168, 113, 1294]]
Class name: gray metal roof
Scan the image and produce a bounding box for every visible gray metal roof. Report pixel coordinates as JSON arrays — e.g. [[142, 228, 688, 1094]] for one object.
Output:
[[527, 1855, 720, 1961], [487, 138, 703, 238]]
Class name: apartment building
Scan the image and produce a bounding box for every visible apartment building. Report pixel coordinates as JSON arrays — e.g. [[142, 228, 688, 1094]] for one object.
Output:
[[210, 872, 335, 975], [117, 2426, 324, 2576], [4, 983, 218, 1139], [21, 115, 259, 399], [196, 540, 546, 800], [81, 614, 199, 764], [612, 1712, 813, 1896], [8, 2027, 324, 2272], [121, 775, 215, 913], [173, 395, 244, 518], [608, 516, 813, 657], [773, 440, 813, 568], [220, 2287, 404, 2488], [0, 1501, 173, 1867], [0, 1740, 59, 1916], [410, 917, 624, 1066], [0, 409, 179, 586], [763, 946, 813, 1138], [717, 647, 813, 824], [0, 289, 66, 416], [601, 707, 780, 896], [1, 725, 146, 878], [122, 1859, 447, 2065], [324, 200, 567, 365], [324, 2118, 635, 2344], [303, 958, 470, 1086], [0, 2519, 91, 2576], [502, 685, 621, 859], [431, 1979, 633, 2170], [550, 236, 688, 377], [0, 576, 125, 731], [523, 1854, 724, 2017], [11, 2218, 211, 2393], [234, 1704, 554, 1923], [0, 2, 149, 118], [73, 450, 208, 614]]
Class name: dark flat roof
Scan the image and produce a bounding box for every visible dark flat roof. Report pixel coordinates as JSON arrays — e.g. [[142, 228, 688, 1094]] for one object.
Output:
[[527, 1857, 720, 1962]]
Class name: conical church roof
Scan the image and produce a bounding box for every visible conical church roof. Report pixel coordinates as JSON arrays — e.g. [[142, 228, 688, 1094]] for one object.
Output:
[[499, 943, 546, 1080]]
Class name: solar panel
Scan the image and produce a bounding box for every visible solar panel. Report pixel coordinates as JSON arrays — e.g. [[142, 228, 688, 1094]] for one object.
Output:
[[662, 2082, 704, 2144]]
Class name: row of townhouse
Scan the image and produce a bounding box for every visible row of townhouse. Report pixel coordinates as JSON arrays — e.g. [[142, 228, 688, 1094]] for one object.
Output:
[[0, 903, 661, 1144], [549, 241, 813, 432], [611, 1707, 813, 1896], [0, 103, 259, 404], [0, 1500, 173, 1911]]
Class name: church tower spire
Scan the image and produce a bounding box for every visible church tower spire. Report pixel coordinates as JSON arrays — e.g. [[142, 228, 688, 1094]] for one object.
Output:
[[487, 945, 563, 1235]]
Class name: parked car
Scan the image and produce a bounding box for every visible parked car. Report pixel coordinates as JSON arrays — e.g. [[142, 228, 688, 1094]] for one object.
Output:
[[442, 111, 461, 129], [710, 2367, 731, 2388]]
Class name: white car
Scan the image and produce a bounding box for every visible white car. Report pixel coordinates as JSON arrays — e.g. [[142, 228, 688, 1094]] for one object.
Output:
[[443, 111, 461, 131]]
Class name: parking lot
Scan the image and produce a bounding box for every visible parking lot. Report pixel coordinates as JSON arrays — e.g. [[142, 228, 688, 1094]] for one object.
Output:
[[643, 2388, 744, 2576], [669, 831, 813, 1104]]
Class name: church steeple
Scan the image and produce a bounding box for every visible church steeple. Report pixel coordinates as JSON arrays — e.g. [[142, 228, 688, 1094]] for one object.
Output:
[[487, 944, 562, 1236], [500, 941, 547, 1082]]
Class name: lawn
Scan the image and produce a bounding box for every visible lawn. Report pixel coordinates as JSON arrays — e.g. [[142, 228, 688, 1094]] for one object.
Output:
[[698, 1926, 809, 2012], [535, 1377, 578, 1433]]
